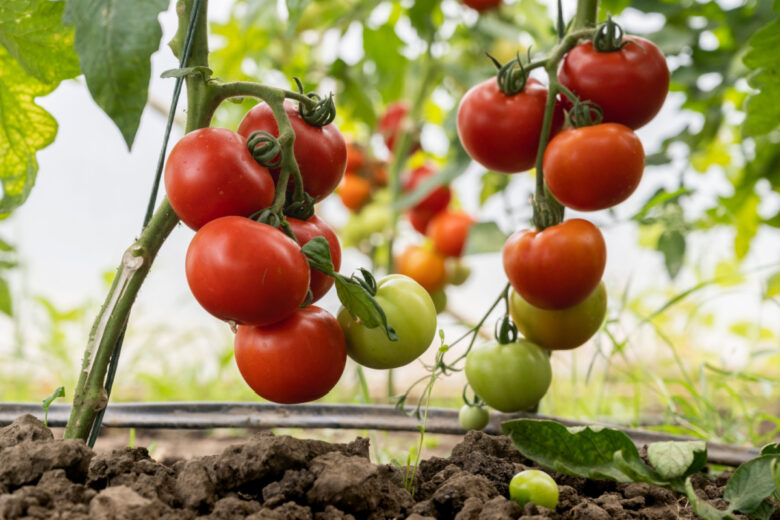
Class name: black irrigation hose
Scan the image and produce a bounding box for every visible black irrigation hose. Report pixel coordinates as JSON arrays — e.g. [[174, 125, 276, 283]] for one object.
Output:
[[8, 402, 759, 467], [86, 0, 204, 448]]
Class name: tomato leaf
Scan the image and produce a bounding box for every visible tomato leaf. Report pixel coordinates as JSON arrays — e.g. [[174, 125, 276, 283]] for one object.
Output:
[[761, 443, 780, 456], [765, 272, 780, 300], [656, 229, 685, 279], [684, 477, 732, 520], [63, 0, 169, 149], [464, 222, 508, 255], [723, 455, 780, 515], [302, 238, 397, 341], [160, 66, 213, 80], [502, 419, 672, 489], [479, 171, 511, 206], [743, 17, 780, 136], [0, 276, 11, 316], [646, 441, 706, 480]]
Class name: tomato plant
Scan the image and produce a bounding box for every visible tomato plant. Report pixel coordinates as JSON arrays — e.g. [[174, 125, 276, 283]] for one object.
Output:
[[234, 306, 346, 404], [287, 215, 341, 302], [396, 245, 447, 293], [510, 282, 607, 350], [337, 274, 436, 369], [185, 216, 310, 325], [503, 219, 606, 310], [465, 336, 552, 413], [428, 210, 475, 258], [459, 405, 490, 430], [164, 128, 275, 230], [558, 36, 670, 130], [457, 78, 562, 174], [544, 123, 645, 211], [509, 470, 559, 509], [237, 100, 347, 201]]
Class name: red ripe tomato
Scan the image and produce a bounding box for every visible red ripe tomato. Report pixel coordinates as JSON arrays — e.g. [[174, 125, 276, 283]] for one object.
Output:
[[457, 78, 563, 173], [404, 164, 451, 215], [164, 128, 275, 230], [378, 101, 414, 153], [345, 142, 364, 173], [185, 216, 310, 325], [234, 306, 346, 404], [544, 123, 644, 211], [237, 101, 347, 201], [558, 36, 669, 130], [407, 206, 435, 234], [396, 246, 447, 293], [502, 219, 606, 310], [428, 210, 475, 258], [461, 0, 502, 11], [287, 215, 341, 302]]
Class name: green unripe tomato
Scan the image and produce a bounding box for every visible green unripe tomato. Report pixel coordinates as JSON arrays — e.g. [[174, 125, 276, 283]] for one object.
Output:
[[509, 470, 559, 509], [458, 405, 490, 430], [431, 288, 448, 314], [509, 282, 606, 350], [465, 339, 551, 413], [446, 260, 472, 286], [338, 274, 437, 369]]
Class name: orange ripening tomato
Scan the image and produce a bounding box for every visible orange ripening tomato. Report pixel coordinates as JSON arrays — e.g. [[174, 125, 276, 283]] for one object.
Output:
[[396, 246, 447, 293], [346, 142, 365, 173], [502, 219, 606, 310], [338, 175, 372, 211], [544, 123, 645, 211], [428, 210, 476, 257]]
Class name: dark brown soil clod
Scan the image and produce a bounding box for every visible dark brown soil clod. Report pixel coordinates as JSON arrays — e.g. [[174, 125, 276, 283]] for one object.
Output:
[[0, 414, 778, 519]]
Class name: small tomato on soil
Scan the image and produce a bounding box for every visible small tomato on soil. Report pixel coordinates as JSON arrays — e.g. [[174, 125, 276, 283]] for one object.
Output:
[[338, 274, 436, 369], [509, 470, 559, 509], [459, 405, 490, 431]]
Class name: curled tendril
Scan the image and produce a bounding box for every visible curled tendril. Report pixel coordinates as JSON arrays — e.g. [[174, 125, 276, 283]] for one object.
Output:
[[496, 53, 528, 96], [293, 77, 337, 127], [462, 385, 484, 408], [284, 192, 316, 221], [246, 130, 282, 168], [569, 99, 604, 128], [494, 315, 518, 344]]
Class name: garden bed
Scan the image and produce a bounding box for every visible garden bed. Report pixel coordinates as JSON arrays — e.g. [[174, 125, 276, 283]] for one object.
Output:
[[1, 415, 776, 519]]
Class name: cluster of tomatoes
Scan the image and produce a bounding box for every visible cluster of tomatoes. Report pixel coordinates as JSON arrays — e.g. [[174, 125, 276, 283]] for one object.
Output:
[[456, 21, 669, 423], [163, 97, 438, 404]]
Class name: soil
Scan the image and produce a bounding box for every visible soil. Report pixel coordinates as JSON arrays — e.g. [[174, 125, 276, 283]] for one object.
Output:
[[1, 415, 778, 520]]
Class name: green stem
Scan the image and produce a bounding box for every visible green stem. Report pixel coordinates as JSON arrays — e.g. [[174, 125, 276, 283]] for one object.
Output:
[[213, 82, 318, 211], [65, 0, 213, 440], [572, 0, 599, 31]]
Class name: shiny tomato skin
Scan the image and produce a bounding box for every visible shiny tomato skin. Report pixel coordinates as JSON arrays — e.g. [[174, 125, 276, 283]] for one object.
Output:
[[396, 245, 447, 293], [237, 101, 347, 201], [461, 0, 502, 11], [234, 306, 346, 404], [428, 210, 476, 258], [403, 164, 451, 215], [544, 123, 644, 211], [338, 274, 437, 369], [164, 128, 275, 230], [558, 37, 669, 130], [465, 339, 552, 413], [287, 215, 341, 302], [510, 282, 607, 350], [185, 216, 310, 325], [457, 78, 563, 173], [502, 219, 606, 310]]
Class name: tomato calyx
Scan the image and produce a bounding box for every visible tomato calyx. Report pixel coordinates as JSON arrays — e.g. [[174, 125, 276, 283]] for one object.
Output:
[[284, 192, 316, 220], [487, 52, 529, 96], [592, 16, 643, 54], [246, 130, 282, 168], [494, 315, 518, 344], [293, 77, 336, 127], [531, 191, 565, 231]]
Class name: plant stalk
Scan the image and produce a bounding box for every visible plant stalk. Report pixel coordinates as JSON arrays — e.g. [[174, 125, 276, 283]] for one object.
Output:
[[64, 0, 212, 440]]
